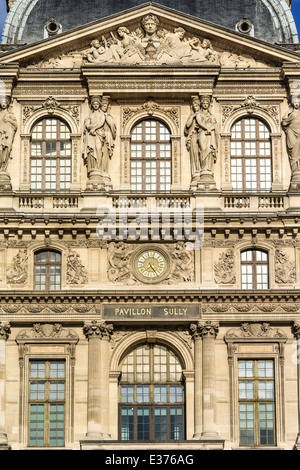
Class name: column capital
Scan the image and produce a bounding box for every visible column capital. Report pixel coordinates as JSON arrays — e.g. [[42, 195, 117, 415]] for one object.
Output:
[[83, 320, 113, 341], [190, 321, 219, 340], [292, 322, 300, 340], [0, 322, 11, 341]]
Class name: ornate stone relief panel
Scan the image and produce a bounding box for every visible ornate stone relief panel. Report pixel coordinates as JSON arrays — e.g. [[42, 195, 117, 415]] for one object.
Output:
[[107, 241, 195, 285], [214, 249, 236, 285], [224, 322, 286, 340], [6, 249, 28, 285], [66, 249, 88, 285], [275, 249, 296, 284]]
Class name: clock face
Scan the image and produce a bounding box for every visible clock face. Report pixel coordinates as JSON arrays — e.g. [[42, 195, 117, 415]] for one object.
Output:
[[134, 249, 168, 282]]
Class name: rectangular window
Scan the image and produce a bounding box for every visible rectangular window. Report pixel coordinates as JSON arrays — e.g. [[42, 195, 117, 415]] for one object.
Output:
[[238, 359, 275, 446], [29, 360, 65, 447]]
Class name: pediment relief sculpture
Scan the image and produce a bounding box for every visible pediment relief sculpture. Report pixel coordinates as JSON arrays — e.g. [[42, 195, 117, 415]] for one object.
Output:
[[27, 14, 269, 69], [82, 15, 267, 67]]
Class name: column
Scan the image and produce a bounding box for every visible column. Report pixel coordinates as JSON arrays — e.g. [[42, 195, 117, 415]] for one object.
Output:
[[198, 320, 220, 439], [83, 320, 113, 440], [293, 322, 300, 448], [190, 323, 202, 438], [0, 322, 10, 447]]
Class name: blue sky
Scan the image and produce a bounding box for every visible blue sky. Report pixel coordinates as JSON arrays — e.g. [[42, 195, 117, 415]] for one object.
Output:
[[0, 0, 300, 40]]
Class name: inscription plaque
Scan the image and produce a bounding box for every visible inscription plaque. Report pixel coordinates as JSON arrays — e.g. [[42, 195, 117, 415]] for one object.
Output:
[[103, 304, 200, 320]]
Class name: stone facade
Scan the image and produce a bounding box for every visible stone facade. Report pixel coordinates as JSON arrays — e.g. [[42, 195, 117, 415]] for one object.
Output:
[[0, 1, 300, 451]]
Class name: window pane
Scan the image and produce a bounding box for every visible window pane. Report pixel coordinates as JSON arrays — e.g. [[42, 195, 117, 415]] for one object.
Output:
[[238, 360, 254, 378], [259, 403, 275, 445], [170, 407, 183, 440], [30, 361, 46, 379], [137, 408, 150, 441], [121, 408, 134, 441], [121, 386, 134, 403], [239, 403, 254, 445], [29, 404, 44, 446], [49, 404, 64, 446], [136, 386, 150, 403], [154, 407, 167, 441], [154, 385, 168, 403]]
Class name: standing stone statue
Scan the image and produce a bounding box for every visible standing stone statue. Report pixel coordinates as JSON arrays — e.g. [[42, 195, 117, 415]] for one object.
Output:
[[82, 95, 116, 190], [184, 95, 218, 188], [282, 101, 300, 185], [0, 96, 18, 189]]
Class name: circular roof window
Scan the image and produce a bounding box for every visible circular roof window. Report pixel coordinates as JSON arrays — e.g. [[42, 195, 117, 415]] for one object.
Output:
[[237, 18, 253, 34], [45, 18, 61, 36]]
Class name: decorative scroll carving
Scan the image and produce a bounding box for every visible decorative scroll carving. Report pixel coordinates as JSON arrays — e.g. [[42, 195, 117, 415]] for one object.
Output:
[[225, 322, 286, 339], [275, 249, 296, 284], [22, 96, 80, 124], [6, 249, 28, 285], [16, 323, 78, 340], [66, 249, 88, 285], [221, 95, 280, 126], [83, 320, 113, 340], [214, 249, 236, 284], [122, 97, 179, 130]]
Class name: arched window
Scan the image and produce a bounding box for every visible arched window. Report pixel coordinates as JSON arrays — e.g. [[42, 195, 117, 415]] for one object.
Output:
[[119, 343, 184, 441], [34, 250, 61, 290], [130, 120, 171, 192], [241, 249, 268, 289], [231, 118, 272, 192], [30, 118, 71, 192]]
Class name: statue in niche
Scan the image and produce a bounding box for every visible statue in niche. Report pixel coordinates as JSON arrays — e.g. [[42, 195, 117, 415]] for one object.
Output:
[[282, 101, 300, 183], [184, 95, 218, 185], [0, 95, 18, 173], [82, 95, 116, 188]]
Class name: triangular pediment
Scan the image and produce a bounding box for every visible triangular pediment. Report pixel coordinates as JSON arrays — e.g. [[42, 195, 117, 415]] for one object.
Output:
[[1, 2, 300, 68]]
